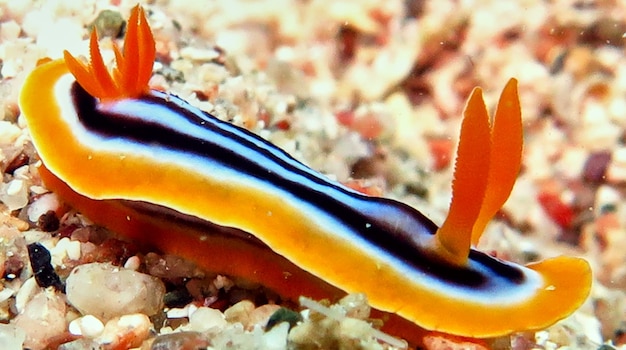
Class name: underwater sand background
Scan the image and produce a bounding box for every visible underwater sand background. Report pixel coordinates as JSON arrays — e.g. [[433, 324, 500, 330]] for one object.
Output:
[[0, 0, 623, 349]]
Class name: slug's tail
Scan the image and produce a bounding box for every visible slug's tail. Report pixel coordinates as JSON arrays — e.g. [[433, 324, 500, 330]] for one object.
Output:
[[63, 5, 155, 100], [435, 79, 522, 265]]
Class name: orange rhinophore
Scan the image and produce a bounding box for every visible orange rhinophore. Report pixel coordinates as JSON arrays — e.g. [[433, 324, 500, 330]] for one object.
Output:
[[436, 79, 523, 263]]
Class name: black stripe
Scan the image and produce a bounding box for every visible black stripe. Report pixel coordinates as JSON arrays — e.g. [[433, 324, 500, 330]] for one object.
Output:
[[120, 199, 269, 249], [71, 83, 525, 289]]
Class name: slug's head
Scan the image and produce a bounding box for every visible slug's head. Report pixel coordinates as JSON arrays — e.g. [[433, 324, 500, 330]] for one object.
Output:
[[63, 5, 155, 101], [435, 79, 523, 265]]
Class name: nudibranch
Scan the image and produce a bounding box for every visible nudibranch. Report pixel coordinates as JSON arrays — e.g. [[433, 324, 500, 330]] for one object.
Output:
[[20, 4, 591, 345]]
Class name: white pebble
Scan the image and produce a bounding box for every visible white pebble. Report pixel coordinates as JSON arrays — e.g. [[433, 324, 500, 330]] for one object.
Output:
[[0, 21, 21, 41], [29, 185, 48, 195], [595, 185, 622, 210], [555, 147, 587, 180], [123, 256, 141, 270], [609, 98, 626, 125], [189, 307, 227, 332], [213, 275, 234, 290], [68, 315, 104, 338], [64, 240, 81, 260], [578, 101, 621, 150], [12, 165, 29, 180], [66, 263, 165, 321], [68, 319, 80, 335], [50, 237, 81, 266], [96, 314, 151, 348], [6, 180, 22, 196], [535, 330, 549, 345], [0, 287, 15, 303], [339, 293, 370, 319], [27, 193, 60, 222], [0, 57, 19, 79], [262, 322, 289, 350], [607, 147, 626, 182], [167, 306, 191, 319], [0, 179, 28, 211], [0, 121, 22, 145], [339, 317, 371, 340], [13, 289, 67, 349], [0, 323, 25, 350], [34, 18, 85, 58], [180, 46, 220, 61], [14, 277, 38, 314], [118, 313, 149, 328], [566, 312, 603, 345]]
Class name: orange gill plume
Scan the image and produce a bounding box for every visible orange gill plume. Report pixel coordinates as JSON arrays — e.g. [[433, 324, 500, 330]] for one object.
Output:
[[63, 5, 155, 100]]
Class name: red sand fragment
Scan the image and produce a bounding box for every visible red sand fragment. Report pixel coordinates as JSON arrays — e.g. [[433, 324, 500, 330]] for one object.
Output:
[[537, 191, 574, 229]]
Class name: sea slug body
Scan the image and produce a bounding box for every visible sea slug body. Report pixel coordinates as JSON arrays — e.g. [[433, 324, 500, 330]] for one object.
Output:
[[19, 4, 591, 346]]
